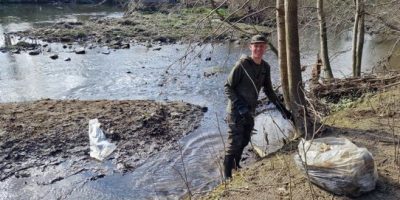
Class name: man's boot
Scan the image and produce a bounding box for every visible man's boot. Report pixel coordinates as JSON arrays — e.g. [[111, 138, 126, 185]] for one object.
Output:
[[224, 155, 234, 180]]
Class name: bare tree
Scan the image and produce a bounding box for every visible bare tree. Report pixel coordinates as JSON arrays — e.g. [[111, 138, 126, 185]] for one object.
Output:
[[355, 0, 365, 77], [285, 0, 307, 136], [317, 0, 334, 79], [277, 0, 291, 109], [352, 0, 365, 77]]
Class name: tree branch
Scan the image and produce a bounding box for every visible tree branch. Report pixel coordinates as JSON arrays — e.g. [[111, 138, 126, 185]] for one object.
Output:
[[210, 0, 278, 56], [365, 12, 400, 33]]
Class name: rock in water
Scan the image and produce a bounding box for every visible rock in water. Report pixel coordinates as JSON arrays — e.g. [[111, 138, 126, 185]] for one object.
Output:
[[61, 37, 71, 43], [102, 50, 110, 55], [145, 42, 152, 48], [50, 54, 58, 60], [121, 43, 130, 49], [11, 49, 20, 54], [28, 50, 40, 56], [74, 48, 85, 54]]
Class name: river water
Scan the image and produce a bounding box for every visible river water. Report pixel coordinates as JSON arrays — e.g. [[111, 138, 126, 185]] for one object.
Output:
[[0, 4, 399, 200]]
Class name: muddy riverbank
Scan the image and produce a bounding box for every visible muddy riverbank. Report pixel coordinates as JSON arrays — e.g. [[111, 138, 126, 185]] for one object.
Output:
[[0, 99, 205, 183], [2, 6, 270, 53]]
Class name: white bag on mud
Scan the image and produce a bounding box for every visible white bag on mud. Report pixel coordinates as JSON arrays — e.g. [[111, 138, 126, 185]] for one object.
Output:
[[294, 137, 378, 196], [88, 119, 116, 161]]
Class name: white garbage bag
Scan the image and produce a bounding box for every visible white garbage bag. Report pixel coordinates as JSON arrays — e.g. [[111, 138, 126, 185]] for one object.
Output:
[[294, 137, 378, 196], [89, 119, 116, 161], [251, 111, 295, 157]]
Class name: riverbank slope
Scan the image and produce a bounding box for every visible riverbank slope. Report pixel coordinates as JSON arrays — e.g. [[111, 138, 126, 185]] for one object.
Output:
[[201, 84, 400, 199]]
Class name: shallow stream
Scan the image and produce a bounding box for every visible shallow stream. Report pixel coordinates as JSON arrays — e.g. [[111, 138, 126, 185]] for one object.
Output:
[[0, 4, 399, 200]]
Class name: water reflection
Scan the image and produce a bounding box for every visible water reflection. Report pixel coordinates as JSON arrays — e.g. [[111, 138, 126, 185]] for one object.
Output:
[[0, 4, 122, 24], [298, 30, 400, 73]]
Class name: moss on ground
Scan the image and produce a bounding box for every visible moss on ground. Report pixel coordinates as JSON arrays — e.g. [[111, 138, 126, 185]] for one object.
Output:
[[324, 87, 400, 132]]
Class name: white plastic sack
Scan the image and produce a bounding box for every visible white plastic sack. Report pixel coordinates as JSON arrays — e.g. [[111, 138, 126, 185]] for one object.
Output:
[[89, 119, 116, 161], [251, 111, 296, 157], [294, 137, 378, 196]]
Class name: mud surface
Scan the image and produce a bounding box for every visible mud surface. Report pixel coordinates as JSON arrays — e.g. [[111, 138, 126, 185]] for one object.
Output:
[[0, 99, 204, 182], [4, 8, 270, 53]]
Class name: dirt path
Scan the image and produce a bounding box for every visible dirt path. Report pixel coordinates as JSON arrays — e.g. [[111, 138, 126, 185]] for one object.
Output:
[[0, 99, 205, 182]]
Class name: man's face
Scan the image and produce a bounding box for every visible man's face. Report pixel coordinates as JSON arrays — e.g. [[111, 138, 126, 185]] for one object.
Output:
[[249, 43, 267, 59]]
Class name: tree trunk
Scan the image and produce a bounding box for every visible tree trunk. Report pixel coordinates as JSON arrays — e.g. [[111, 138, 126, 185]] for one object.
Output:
[[352, 0, 360, 77], [285, 0, 307, 136], [276, 0, 290, 109], [317, 0, 334, 79], [355, 0, 365, 77]]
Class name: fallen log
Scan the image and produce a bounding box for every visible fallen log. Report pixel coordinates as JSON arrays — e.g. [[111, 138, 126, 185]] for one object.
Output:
[[311, 73, 400, 103]]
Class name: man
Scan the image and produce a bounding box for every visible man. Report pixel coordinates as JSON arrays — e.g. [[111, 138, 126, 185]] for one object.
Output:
[[224, 34, 292, 179]]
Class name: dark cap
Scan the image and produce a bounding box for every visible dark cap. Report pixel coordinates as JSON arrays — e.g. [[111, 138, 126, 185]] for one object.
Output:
[[250, 34, 267, 44]]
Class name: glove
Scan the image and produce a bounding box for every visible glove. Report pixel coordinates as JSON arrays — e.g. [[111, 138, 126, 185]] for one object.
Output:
[[233, 98, 249, 116], [237, 104, 249, 116], [233, 98, 252, 124], [281, 108, 293, 122], [275, 102, 292, 121]]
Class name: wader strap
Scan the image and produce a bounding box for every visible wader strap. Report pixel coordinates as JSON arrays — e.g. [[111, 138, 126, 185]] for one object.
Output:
[[240, 64, 259, 96]]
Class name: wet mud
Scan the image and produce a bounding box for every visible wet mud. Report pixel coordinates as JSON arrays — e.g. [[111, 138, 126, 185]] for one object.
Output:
[[0, 99, 205, 183]]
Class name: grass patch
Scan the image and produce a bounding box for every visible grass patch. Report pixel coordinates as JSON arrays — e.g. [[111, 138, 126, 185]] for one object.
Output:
[[324, 87, 400, 131]]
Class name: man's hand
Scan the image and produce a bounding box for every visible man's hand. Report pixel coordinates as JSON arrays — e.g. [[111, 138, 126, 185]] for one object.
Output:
[[237, 104, 252, 123], [233, 98, 254, 126], [238, 104, 249, 116], [234, 98, 248, 116], [281, 108, 293, 122], [239, 111, 254, 127]]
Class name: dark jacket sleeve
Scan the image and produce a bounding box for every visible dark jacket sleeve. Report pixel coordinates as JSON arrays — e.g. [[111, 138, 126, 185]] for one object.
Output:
[[224, 61, 244, 107], [263, 64, 287, 113]]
